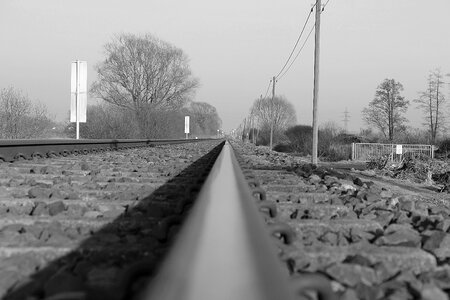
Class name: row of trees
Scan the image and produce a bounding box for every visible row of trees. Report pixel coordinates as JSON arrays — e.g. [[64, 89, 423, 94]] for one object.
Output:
[[1, 33, 220, 140], [240, 69, 448, 159], [362, 69, 449, 144], [67, 100, 221, 139]]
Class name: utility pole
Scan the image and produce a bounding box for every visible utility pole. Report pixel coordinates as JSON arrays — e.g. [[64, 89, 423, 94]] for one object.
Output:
[[270, 76, 276, 150], [312, 0, 321, 165], [343, 108, 350, 133]]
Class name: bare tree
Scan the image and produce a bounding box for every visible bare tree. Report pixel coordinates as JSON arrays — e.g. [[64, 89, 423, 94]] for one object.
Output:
[[414, 69, 447, 144], [362, 79, 409, 141], [251, 96, 296, 146], [91, 33, 199, 134], [0, 87, 52, 139], [186, 101, 222, 136]]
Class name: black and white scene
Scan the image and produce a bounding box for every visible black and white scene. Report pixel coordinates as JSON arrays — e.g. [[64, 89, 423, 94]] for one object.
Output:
[[0, 1, 450, 299]]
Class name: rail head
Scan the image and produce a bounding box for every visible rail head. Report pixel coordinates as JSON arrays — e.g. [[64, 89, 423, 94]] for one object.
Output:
[[144, 141, 297, 300]]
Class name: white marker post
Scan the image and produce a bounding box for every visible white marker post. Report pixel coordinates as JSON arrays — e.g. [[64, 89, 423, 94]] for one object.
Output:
[[70, 61, 87, 139], [184, 116, 190, 139]]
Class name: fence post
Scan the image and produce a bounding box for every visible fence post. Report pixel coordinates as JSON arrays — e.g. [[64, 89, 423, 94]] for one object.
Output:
[[351, 143, 355, 160]]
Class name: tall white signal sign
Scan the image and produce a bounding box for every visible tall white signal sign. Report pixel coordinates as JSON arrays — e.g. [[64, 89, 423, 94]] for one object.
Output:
[[70, 60, 87, 139]]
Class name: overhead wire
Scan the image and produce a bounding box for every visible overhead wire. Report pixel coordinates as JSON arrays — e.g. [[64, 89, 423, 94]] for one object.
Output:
[[257, 0, 331, 102], [277, 24, 315, 81], [277, 0, 332, 81], [274, 5, 315, 80], [263, 79, 272, 99]]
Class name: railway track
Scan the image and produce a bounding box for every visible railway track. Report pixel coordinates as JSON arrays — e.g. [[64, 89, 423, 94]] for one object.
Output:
[[0, 138, 223, 300], [1, 139, 450, 299]]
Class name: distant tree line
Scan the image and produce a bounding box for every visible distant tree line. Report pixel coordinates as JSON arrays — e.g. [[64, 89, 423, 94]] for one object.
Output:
[[1, 33, 221, 140], [246, 69, 450, 161], [65, 100, 221, 139], [0, 87, 53, 139]]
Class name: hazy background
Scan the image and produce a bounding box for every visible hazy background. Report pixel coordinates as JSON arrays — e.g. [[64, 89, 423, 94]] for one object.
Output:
[[1, 0, 449, 133]]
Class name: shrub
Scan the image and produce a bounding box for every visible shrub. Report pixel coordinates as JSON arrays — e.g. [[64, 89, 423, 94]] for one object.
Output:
[[324, 144, 352, 161], [436, 139, 450, 159], [438, 139, 450, 153], [285, 125, 313, 155], [273, 143, 293, 153]]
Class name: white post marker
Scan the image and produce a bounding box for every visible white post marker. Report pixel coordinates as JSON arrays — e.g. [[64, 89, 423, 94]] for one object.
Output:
[[185, 116, 190, 139], [70, 60, 87, 139]]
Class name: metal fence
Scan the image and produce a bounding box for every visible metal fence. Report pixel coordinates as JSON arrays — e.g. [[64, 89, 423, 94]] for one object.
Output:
[[352, 143, 434, 162]]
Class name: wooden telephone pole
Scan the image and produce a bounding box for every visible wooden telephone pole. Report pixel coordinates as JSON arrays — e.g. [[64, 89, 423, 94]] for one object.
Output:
[[270, 76, 276, 150], [312, 0, 321, 165]]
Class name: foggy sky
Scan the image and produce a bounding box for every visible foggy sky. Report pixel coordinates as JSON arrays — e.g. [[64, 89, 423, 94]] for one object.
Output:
[[1, 0, 449, 133]]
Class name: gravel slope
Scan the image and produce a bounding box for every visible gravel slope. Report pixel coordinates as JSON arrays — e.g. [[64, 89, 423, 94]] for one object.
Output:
[[1, 141, 223, 300], [233, 141, 450, 300]]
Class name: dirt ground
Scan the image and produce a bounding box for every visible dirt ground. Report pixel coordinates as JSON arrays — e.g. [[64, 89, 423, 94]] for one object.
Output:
[[321, 160, 450, 209]]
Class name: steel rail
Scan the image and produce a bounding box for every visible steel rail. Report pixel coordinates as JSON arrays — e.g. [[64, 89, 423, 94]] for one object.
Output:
[[0, 138, 217, 162], [143, 141, 299, 300]]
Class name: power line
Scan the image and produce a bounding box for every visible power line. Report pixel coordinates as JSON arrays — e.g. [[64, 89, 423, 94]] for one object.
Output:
[[277, 24, 315, 81], [256, 1, 331, 105], [275, 7, 315, 79], [263, 79, 272, 99], [277, 0, 332, 81]]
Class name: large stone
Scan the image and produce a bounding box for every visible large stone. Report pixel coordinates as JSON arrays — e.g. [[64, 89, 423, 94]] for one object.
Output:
[[436, 219, 450, 232], [378, 280, 412, 300], [375, 224, 421, 247], [353, 177, 364, 187], [420, 283, 448, 300], [326, 263, 378, 287], [28, 187, 52, 199], [308, 174, 322, 185], [423, 231, 447, 252], [365, 192, 380, 203], [48, 201, 66, 216], [398, 196, 428, 216], [431, 234, 450, 262], [379, 190, 393, 198], [8, 202, 35, 215], [323, 175, 340, 187], [394, 210, 412, 225], [31, 202, 49, 216], [373, 211, 395, 228], [66, 204, 87, 217]]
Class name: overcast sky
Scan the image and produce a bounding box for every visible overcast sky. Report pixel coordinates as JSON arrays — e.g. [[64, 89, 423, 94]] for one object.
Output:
[[1, 0, 449, 133]]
